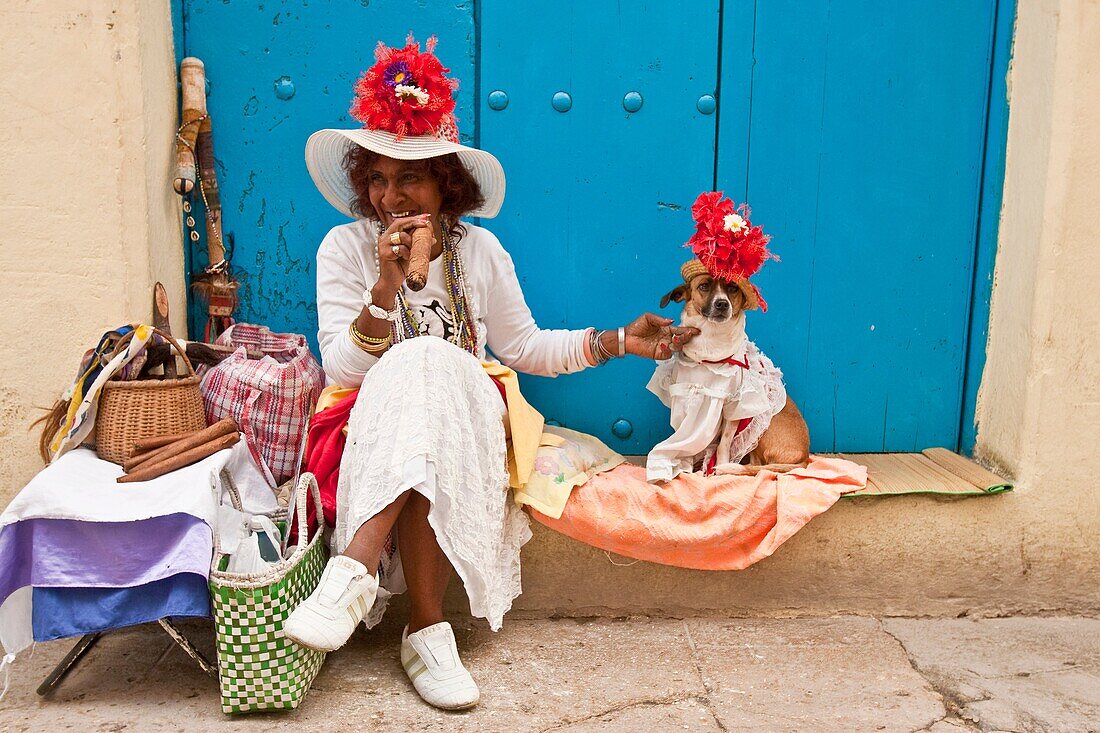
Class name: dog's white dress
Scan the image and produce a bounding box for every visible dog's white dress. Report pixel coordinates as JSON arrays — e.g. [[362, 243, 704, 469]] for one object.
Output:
[[645, 341, 787, 482]]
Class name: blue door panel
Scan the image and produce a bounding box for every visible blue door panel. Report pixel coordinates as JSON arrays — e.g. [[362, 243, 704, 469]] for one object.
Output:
[[479, 1, 721, 452], [718, 0, 999, 451]]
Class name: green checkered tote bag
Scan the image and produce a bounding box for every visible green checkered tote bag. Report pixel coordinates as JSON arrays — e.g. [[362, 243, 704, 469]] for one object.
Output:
[[209, 473, 329, 714]]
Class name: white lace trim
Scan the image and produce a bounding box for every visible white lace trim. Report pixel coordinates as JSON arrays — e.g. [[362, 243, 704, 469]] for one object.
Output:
[[333, 336, 530, 631], [717, 342, 788, 464]]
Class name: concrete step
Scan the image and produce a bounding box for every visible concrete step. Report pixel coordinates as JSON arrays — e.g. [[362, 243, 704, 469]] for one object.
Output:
[[440, 489, 1095, 618]]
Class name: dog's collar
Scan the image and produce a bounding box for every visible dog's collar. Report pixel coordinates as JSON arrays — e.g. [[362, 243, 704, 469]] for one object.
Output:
[[699, 355, 749, 369]]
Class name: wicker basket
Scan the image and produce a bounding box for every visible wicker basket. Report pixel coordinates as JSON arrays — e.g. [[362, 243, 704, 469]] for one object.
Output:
[[95, 328, 208, 465]]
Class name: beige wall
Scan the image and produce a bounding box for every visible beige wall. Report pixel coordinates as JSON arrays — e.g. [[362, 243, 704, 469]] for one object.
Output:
[[0, 0, 1096, 615], [0, 0, 184, 496]]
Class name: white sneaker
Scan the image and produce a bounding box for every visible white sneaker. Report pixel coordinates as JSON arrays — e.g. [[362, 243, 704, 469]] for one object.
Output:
[[282, 555, 377, 652], [401, 622, 480, 710]]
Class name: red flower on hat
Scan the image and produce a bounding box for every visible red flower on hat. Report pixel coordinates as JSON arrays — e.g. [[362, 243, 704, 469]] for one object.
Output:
[[685, 190, 776, 289], [350, 34, 459, 141]]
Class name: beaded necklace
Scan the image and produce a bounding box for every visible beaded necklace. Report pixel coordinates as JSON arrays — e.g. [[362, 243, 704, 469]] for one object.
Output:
[[374, 222, 479, 356]]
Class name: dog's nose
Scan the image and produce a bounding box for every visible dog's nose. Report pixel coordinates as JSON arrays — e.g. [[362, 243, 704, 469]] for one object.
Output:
[[713, 299, 730, 312]]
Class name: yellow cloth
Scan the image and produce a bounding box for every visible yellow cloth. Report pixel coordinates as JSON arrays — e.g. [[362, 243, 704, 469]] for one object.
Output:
[[313, 361, 547, 492], [315, 385, 356, 414], [479, 361, 546, 491]]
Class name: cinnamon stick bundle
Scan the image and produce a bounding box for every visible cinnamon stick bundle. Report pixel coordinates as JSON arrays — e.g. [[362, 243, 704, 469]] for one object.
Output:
[[123, 417, 237, 473], [118, 432, 239, 484], [405, 226, 432, 291], [130, 431, 196, 456]]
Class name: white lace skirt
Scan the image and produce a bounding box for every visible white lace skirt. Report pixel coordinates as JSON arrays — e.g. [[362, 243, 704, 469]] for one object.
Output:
[[333, 336, 531, 631]]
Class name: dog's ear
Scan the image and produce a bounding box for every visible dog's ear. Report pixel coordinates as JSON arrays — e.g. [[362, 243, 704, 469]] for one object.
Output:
[[660, 284, 689, 309]]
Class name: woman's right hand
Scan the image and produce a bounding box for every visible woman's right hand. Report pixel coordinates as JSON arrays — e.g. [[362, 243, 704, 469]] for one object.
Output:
[[374, 214, 433, 298]]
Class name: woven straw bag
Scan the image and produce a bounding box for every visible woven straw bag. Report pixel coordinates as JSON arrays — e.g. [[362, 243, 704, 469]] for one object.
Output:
[[95, 328, 207, 465], [209, 472, 329, 714]]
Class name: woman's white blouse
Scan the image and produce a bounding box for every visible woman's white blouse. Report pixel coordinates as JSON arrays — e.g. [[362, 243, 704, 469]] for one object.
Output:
[[316, 219, 592, 387]]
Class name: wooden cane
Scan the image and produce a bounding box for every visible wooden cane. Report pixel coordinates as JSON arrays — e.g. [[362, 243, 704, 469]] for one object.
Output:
[[174, 58, 207, 195], [179, 55, 239, 341], [195, 113, 225, 267]]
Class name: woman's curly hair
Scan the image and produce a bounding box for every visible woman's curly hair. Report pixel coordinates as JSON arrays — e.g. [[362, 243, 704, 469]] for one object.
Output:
[[343, 146, 485, 225]]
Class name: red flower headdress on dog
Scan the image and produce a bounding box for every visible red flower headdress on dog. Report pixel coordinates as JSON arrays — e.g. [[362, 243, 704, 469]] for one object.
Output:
[[350, 34, 460, 142], [682, 191, 777, 311]]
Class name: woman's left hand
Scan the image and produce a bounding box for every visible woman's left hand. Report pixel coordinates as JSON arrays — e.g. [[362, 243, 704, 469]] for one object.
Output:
[[624, 313, 699, 360]]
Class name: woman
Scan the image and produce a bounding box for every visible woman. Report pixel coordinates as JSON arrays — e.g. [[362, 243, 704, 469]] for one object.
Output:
[[283, 36, 697, 711]]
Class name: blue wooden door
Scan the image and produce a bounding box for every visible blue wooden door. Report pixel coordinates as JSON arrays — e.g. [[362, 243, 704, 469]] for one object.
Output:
[[176, 0, 1009, 454]]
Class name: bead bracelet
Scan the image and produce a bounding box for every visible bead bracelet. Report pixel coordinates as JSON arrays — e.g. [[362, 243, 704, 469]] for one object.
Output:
[[349, 322, 391, 354]]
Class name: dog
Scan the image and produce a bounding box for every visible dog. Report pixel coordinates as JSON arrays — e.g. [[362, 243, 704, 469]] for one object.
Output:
[[646, 268, 810, 479]]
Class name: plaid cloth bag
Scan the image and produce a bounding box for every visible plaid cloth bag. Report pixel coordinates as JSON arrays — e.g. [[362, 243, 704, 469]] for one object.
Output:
[[201, 324, 324, 486], [209, 472, 329, 714]]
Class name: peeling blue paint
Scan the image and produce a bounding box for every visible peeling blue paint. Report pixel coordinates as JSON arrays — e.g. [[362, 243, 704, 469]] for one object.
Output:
[[237, 170, 256, 212]]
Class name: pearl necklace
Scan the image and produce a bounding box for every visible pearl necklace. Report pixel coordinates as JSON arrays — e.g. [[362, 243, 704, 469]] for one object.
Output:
[[372, 221, 479, 355]]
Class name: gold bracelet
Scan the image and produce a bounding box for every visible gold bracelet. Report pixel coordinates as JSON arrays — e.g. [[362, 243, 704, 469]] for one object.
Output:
[[350, 321, 388, 344], [349, 322, 391, 353]]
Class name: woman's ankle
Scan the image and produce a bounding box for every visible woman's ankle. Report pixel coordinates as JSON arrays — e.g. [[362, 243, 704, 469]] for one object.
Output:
[[406, 615, 444, 634], [338, 549, 378, 575]]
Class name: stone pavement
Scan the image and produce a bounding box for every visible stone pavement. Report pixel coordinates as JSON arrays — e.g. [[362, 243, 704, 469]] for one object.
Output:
[[0, 615, 1096, 732]]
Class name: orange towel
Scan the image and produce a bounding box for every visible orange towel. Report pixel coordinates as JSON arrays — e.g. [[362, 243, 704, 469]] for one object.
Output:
[[529, 456, 866, 570]]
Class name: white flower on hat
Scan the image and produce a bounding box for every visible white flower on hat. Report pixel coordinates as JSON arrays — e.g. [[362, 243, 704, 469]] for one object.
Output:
[[723, 212, 747, 234], [394, 84, 430, 105]]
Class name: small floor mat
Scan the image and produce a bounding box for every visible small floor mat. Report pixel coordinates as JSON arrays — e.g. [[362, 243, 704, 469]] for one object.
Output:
[[836, 448, 1012, 498]]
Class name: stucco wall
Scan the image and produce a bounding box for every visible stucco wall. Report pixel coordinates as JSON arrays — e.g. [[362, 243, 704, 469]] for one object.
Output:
[[0, 0, 1096, 615], [0, 0, 184, 498]]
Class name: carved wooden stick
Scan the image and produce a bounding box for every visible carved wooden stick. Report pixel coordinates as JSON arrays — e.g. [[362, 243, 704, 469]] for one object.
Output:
[[174, 58, 207, 195], [118, 432, 239, 483], [405, 226, 432, 291], [123, 418, 237, 473], [196, 113, 225, 265], [152, 282, 177, 378]]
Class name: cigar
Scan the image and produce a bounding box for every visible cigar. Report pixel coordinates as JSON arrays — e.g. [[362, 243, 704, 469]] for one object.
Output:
[[123, 418, 237, 473], [405, 226, 432, 291], [130, 431, 197, 456], [118, 432, 239, 483]]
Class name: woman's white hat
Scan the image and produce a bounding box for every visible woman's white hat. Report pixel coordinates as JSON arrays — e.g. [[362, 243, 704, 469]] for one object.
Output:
[[305, 128, 505, 219], [304, 34, 505, 220]]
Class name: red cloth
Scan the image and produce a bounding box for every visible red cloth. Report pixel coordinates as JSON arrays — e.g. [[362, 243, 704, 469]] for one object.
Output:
[[286, 388, 358, 544]]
